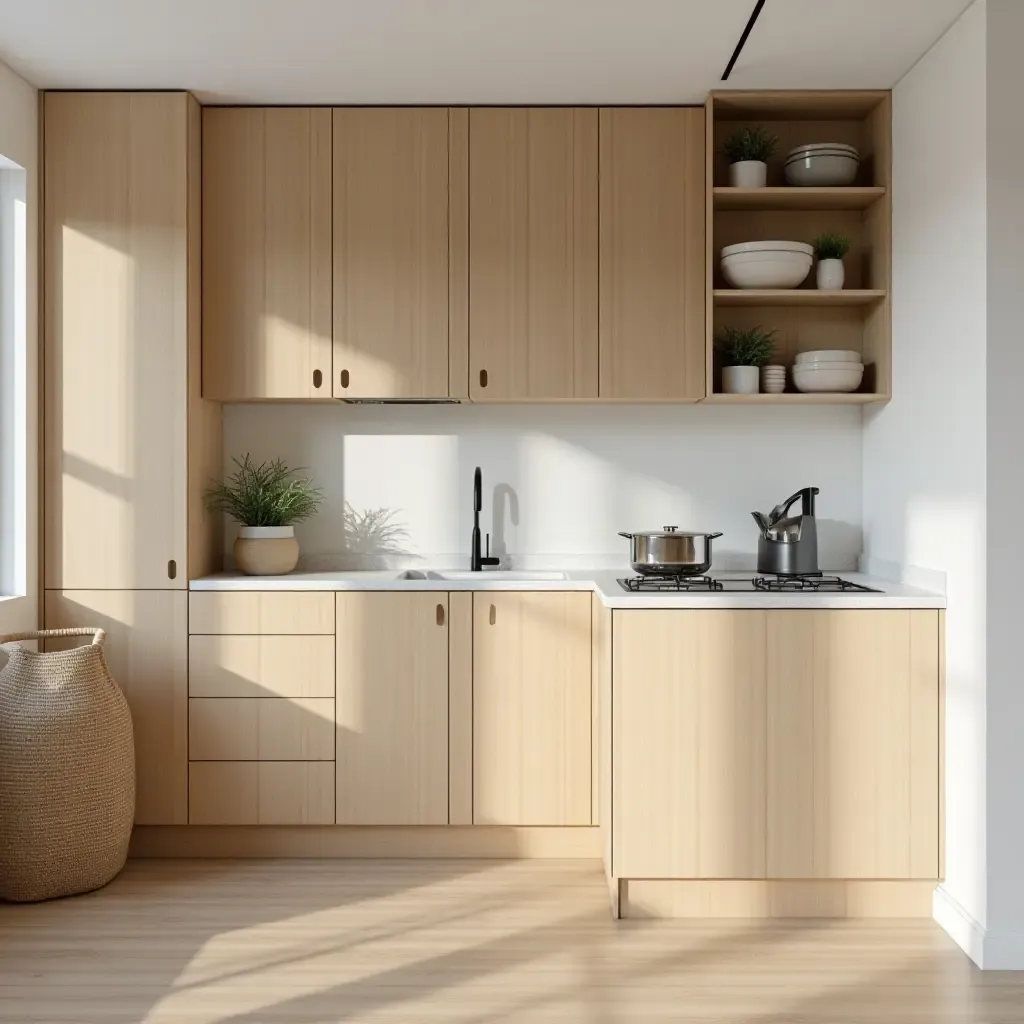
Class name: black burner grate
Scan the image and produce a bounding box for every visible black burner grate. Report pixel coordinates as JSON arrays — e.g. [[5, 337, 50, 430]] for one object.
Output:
[[618, 575, 724, 592], [751, 574, 878, 593]]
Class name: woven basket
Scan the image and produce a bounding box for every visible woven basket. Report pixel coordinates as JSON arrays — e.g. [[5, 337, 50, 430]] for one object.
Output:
[[0, 629, 135, 902]]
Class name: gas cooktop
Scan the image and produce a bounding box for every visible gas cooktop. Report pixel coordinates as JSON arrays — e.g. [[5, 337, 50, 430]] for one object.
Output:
[[617, 573, 882, 594]]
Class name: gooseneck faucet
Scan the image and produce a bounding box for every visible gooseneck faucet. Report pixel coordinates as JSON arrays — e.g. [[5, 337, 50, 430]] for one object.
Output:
[[471, 467, 500, 571]]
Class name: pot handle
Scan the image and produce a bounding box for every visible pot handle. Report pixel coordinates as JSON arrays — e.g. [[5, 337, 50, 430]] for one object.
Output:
[[617, 532, 633, 539]]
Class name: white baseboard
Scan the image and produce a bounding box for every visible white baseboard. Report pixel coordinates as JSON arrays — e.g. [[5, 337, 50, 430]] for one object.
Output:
[[933, 885, 985, 966]]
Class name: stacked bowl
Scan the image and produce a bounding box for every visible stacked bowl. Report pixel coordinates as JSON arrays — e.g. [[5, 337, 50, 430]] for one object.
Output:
[[784, 143, 860, 186], [761, 365, 786, 394], [720, 240, 813, 289], [792, 350, 864, 393]]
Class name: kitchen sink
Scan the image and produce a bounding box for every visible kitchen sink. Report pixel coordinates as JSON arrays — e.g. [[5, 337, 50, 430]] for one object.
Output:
[[395, 569, 569, 582]]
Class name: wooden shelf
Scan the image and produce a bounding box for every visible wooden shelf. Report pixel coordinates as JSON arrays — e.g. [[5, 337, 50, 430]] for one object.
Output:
[[713, 187, 886, 211], [702, 392, 889, 405], [713, 289, 886, 307]]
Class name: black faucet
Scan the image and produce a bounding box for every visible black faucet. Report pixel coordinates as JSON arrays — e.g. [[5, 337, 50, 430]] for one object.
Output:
[[471, 467, 500, 572]]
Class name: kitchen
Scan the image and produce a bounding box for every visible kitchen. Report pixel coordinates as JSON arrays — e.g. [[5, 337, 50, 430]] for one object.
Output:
[[0, 0, 1021, 1020]]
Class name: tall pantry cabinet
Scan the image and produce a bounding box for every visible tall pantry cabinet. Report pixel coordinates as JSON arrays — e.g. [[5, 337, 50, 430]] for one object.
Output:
[[42, 92, 220, 824]]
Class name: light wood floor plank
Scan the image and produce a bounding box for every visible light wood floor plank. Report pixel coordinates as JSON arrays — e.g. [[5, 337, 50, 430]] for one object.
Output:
[[0, 859, 1019, 1023]]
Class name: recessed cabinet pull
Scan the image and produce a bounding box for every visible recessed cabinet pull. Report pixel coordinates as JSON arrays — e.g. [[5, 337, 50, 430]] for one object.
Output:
[[340, 369, 350, 389], [479, 369, 488, 388], [489, 603, 496, 626], [167, 559, 177, 580], [312, 369, 322, 389], [436, 603, 445, 626]]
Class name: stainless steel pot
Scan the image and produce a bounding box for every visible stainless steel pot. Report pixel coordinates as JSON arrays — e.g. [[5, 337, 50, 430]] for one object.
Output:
[[618, 528, 723, 576]]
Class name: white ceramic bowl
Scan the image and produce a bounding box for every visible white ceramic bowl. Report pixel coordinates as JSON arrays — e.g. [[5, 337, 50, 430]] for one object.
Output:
[[792, 364, 864, 393], [795, 349, 861, 364], [794, 360, 863, 372], [720, 239, 813, 258], [786, 142, 859, 160], [784, 152, 859, 187], [721, 250, 812, 289]]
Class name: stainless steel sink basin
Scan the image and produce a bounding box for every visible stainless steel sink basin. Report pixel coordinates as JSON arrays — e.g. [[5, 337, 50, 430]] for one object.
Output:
[[395, 569, 569, 582]]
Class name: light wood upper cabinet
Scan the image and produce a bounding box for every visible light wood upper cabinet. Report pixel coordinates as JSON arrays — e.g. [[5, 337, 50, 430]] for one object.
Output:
[[202, 108, 332, 400], [473, 592, 591, 825], [45, 590, 188, 826], [766, 610, 940, 880], [333, 108, 455, 399], [612, 610, 767, 879], [335, 592, 450, 824], [599, 107, 706, 400], [44, 92, 191, 589], [468, 108, 598, 400]]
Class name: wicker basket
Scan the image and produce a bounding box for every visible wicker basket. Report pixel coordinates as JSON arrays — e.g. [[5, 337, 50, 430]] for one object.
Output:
[[0, 629, 135, 902]]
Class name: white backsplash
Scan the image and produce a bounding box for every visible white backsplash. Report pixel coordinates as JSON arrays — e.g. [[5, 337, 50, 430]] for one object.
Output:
[[221, 403, 864, 571]]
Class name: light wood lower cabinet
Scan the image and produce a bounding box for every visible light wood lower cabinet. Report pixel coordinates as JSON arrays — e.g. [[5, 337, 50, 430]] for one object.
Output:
[[189, 762, 335, 825], [612, 610, 767, 879], [189, 697, 335, 761], [44, 590, 188, 825], [609, 608, 941, 882], [188, 592, 335, 635], [473, 593, 592, 825], [766, 610, 940, 879], [335, 593, 450, 825], [188, 635, 335, 698]]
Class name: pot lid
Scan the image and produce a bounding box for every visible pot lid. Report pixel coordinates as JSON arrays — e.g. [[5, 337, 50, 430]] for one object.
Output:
[[620, 527, 722, 538]]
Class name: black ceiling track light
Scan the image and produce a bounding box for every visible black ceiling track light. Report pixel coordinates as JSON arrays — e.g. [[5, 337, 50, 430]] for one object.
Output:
[[721, 0, 767, 81]]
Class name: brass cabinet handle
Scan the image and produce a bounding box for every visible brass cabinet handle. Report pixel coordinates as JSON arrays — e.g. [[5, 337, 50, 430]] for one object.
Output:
[[489, 603, 496, 626], [167, 559, 177, 580], [312, 368, 322, 389], [340, 369, 350, 389], [479, 369, 488, 388], [436, 603, 445, 626]]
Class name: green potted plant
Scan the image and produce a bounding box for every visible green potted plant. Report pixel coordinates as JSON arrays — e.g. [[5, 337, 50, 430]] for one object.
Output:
[[205, 455, 323, 575], [715, 325, 776, 394], [812, 232, 852, 291], [723, 126, 779, 188]]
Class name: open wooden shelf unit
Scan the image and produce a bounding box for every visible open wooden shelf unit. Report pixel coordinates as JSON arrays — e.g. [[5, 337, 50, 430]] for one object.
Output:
[[705, 91, 892, 404]]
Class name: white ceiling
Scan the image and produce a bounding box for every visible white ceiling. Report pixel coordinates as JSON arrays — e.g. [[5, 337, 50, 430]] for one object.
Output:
[[0, 0, 975, 104]]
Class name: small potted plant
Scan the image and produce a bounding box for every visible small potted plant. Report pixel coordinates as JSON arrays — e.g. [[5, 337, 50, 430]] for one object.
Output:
[[205, 455, 323, 576], [715, 325, 776, 394], [723, 126, 779, 188], [812, 232, 852, 290]]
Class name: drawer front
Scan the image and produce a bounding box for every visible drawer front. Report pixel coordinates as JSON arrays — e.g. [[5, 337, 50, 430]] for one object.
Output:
[[189, 592, 335, 635], [189, 635, 335, 698], [188, 762, 335, 824], [188, 698, 335, 760]]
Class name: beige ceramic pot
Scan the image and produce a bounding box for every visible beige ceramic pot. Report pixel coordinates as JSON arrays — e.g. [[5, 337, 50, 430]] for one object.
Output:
[[234, 526, 299, 575]]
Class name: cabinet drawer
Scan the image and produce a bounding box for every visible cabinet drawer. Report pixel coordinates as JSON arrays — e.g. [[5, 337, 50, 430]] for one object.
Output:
[[189, 635, 335, 698], [189, 592, 335, 635], [189, 762, 335, 824], [188, 698, 335, 760]]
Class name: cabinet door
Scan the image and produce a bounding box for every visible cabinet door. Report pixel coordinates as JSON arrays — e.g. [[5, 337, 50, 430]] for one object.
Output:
[[766, 610, 940, 879], [335, 593, 449, 824], [599, 107, 705, 400], [469, 108, 598, 400], [203, 108, 332, 399], [44, 93, 188, 588], [612, 610, 766, 879], [333, 108, 451, 399], [473, 593, 591, 825], [44, 590, 188, 825]]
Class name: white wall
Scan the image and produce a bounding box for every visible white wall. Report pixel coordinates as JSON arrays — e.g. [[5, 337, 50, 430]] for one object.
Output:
[[223, 403, 864, 571], [983, 0, 1024, 969], [0, 60, 37, 634]]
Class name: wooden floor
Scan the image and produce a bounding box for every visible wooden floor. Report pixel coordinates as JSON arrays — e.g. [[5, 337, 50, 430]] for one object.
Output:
[[1, 860, 1022, 1023]]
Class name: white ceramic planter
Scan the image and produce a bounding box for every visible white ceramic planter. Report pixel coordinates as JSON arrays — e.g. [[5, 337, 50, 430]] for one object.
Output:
[[234, 526, 300, 576], [722, 365, 760, 395], [816, 258, 846, 290], [729, 160, 768, 188]]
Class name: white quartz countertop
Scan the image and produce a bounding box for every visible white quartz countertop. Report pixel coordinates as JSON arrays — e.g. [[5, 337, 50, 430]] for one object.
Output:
[[190, 569, 945, 609]]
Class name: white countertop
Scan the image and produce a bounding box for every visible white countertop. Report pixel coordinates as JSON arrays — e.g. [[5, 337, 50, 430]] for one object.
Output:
[[190, 569, 945, 609]]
